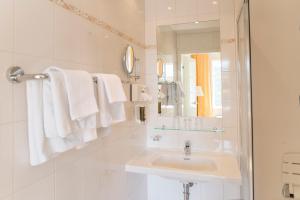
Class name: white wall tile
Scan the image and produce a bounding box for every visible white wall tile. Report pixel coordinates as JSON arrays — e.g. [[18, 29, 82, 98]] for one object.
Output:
[[219, 0, 235, 39], [145, 0, 156, 22], [147, 132, 180, 149], [222, 72, 238, 128], [198, 0, 220, 16], [175, 0, 199, 18], [222, 99, 238, 128], [0, 124, 13, 199], [13, 122, 54, 191], [15, 0, 54, 57], [223, 182, 241, 200], [155, 0, 176, 23], [0, 0, 14, 52], [55, 160, 85, 200], [222, 71, 237, 100], [54, 6, 84, 63], [145, 21, 157, 46], [223, 127, 238, 153], [0, 52, 13, 124], [0, 196, 13, 200], [145, 50, 157, 75], [14, 176, 54, 200], [221, 42, 236, 72], [198, 182, 223, 200], [79, 24, 101, 66]]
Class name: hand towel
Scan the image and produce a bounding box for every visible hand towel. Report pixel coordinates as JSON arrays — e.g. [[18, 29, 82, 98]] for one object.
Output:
[[26, 80, 49, 166], [43, 69, 76, 138], [43, 67, 98, 152], [56, 68, 99, 120], [43, 67, 98, 138], [46, 67, 98, 120], [26, 79, 83, 165], [43, 74, 97, 153], [97, 74, 127, 103], [93, 74, 127, 127]]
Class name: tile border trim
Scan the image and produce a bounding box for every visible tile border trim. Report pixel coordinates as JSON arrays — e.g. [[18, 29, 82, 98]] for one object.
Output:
[[49, 0, 147, 49]]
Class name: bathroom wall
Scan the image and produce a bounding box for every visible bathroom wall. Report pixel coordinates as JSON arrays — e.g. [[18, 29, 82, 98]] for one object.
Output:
[[250, 0, 300, 199], [0, 0, 147, 200], [145, 0, 240, 199]]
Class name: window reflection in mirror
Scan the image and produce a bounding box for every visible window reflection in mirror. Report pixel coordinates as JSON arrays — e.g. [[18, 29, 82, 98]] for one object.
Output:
[[156, 20, 222, 118]]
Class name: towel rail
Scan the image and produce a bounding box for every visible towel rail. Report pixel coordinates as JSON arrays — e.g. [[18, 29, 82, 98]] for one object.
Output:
[[6, 66, 130, 84]]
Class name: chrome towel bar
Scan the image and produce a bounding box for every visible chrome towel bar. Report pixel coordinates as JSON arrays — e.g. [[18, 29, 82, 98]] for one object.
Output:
[[6, 66, 130, 84], [7, 66, 49, 83]]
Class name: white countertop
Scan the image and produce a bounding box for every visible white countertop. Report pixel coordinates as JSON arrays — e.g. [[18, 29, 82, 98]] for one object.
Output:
[[125, 150, 241, 184]]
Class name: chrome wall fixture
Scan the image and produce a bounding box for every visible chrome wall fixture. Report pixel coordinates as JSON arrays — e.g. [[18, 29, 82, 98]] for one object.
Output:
[[7, 66, 49, 84], [6, 66, 130, 84]]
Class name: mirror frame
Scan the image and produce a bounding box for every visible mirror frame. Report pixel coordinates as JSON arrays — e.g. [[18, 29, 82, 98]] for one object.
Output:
[[123, 45, 135, 75]]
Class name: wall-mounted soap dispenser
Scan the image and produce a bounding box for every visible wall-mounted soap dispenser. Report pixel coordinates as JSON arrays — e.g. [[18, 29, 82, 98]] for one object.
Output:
[[130, 84, 152, 124]]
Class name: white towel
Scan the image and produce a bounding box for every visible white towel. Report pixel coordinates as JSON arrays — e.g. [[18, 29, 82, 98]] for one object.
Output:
[[26, 80, 49, 166], [56, 67, 98, 120], [43, 67, 98, 152], [98, 74, 127, 103], [25, 67, 99, 166], [43, 67, 98, 138], [43, 69, 74, 138], [46, 67, 98, 120], [93, 74, 127, 127], [26, 78, 82, 165]]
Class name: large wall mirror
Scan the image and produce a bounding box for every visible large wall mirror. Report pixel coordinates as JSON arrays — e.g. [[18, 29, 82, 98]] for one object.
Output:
[[156, 20, 222, 119]]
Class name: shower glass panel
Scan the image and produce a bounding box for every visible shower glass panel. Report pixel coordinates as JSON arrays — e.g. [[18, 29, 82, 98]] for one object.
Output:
[[237, 1, 253, 200]]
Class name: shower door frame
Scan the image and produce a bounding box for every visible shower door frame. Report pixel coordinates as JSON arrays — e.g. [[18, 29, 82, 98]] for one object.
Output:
[[236, 1, 254, 200]]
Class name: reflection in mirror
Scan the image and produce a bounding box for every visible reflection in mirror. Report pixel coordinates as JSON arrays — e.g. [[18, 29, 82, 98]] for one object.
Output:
[[157, 59, 164, 78], [123, 45, 135, 75], [156, 20, 222, 118]]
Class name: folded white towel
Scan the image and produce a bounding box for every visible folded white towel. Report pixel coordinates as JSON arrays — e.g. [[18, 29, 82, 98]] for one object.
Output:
[[26, 80, 49, 166], [26, 78, 83, 165], [43, 67, 98, 138], [43, 69, 75, 138], [26, 67, 99, 166], [56, 67, 99, 120], [43, 67, 98, 152], [93, 74, 127, 127], [97, 74, 127, 103]]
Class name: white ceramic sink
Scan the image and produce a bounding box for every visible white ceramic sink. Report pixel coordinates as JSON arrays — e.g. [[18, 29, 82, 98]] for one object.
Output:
[[125, 150, 241, 183], [152, 155, 217, 172]]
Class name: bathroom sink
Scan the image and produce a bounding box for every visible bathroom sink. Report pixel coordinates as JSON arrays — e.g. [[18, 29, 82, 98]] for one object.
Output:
[[126, 150, 241, 183], [152, 155, 217, 172]]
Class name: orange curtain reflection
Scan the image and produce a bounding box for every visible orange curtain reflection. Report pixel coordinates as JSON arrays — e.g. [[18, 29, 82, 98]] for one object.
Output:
[[191, 54, 213, 117]]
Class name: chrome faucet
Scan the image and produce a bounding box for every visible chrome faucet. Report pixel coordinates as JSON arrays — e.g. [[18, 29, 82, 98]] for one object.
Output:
[[184, 141, 191, 156]]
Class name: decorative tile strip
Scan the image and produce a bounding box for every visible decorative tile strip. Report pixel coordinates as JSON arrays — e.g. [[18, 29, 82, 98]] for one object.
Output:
[[49, 0, 147, 49]]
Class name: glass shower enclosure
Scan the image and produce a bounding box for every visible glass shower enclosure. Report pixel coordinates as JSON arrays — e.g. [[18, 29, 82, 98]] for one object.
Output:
[[237, 1, 253, 200]]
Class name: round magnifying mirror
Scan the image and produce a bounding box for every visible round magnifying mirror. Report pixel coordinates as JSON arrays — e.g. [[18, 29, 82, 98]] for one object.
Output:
[[157, 59, 164, 78], [123, 45, 135, 75]]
